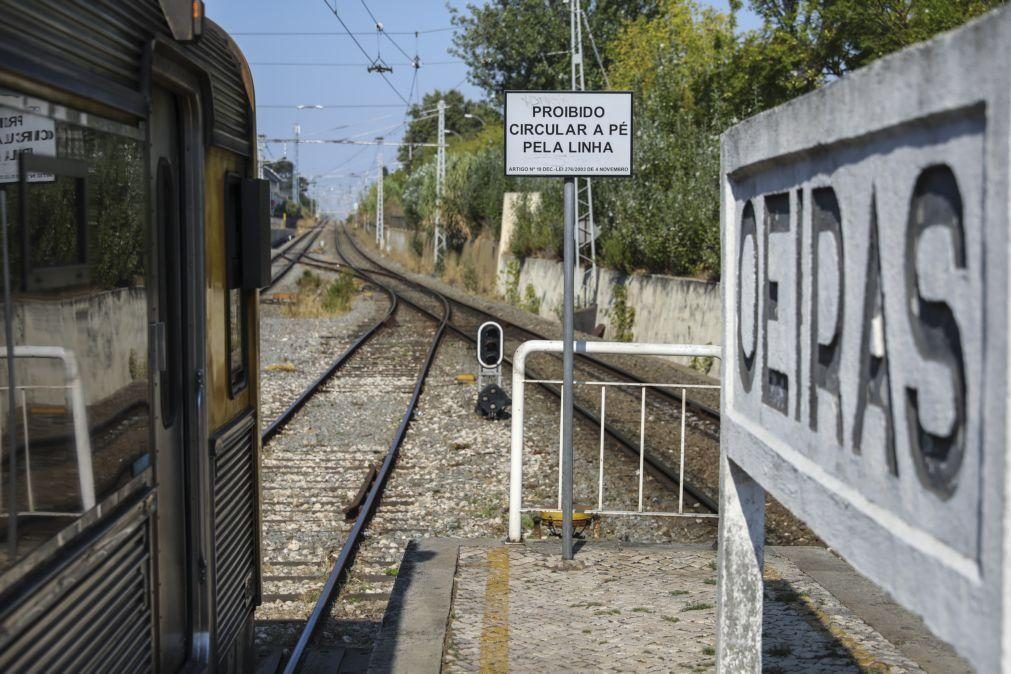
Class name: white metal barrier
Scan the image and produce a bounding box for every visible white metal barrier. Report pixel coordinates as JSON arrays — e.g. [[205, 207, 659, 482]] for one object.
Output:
[[0, 346, 95, 516], [508, 340, 720, 542]]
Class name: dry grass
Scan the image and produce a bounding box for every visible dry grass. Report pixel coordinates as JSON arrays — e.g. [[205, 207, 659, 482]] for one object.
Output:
[[284, 269, 359, 318]]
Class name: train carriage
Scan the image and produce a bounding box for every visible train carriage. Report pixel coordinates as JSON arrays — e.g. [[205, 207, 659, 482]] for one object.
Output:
[[0, 1, 269, 670]]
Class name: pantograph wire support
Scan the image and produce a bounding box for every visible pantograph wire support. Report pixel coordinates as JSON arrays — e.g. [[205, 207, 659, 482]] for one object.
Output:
[[569, 0, 598, 309], [434, 98, 447, 269]]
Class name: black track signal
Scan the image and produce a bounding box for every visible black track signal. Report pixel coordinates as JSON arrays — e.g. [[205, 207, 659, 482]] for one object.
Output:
[[477, 321, 504, 369]]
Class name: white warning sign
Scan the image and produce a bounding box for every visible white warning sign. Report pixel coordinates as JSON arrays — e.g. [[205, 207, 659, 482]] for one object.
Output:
[[504, 91, 632, 177], [0, 105, 56, 184]]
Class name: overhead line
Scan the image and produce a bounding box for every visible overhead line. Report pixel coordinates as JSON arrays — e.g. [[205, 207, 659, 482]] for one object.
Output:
[[357, 0, 381, 26], [383, 31, 415, 63], [231, 27, 454, 36], [357, 0, 415, 62], [259, 104, 408, 109], [581, 9, 611, 88], [378, 71, 410, 105], [319, 0, 411, 106], [250, 60, 462, 67], [320, 0, 374, 61]]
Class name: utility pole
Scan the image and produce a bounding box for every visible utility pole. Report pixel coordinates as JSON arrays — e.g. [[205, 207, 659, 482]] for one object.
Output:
[[376, 136, 384, 248], [257, 135, 265, 179], [293, 120, 300, 211], [433, 98, 447, 269], [569, 0, 598, 311]]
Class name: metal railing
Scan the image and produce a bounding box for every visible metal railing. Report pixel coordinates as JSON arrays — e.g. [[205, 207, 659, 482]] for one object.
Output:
[[0, 346, 95, 517], [508, 340, 720, 542]]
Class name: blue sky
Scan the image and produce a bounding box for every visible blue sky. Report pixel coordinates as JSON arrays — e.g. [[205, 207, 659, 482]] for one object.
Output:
[[209, 1, 761, 215]]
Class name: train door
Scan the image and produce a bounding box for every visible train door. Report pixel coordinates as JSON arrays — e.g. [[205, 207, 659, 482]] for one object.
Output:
[[150, 85, 193, 671]]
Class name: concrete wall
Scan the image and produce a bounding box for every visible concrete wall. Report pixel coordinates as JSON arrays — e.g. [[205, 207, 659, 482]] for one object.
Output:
[[497, 254, 722, 376], [717, 8, 1011, 672], [373, 193, 724, 377], [386, 227, 414, 257], [1, 288, 148, 405]]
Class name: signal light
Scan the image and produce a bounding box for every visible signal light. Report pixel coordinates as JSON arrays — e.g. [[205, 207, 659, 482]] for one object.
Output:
[[477, 321, 504, 369]]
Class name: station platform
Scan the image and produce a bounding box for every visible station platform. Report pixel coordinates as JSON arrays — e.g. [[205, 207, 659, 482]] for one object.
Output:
[[366, 539, 971, 673]]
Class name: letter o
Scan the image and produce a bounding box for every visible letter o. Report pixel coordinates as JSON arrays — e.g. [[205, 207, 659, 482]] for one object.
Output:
[[738, 200, 759, 392]]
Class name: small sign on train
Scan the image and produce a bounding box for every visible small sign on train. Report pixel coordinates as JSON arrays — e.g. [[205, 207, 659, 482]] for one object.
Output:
[[503, 91, 633, 177]]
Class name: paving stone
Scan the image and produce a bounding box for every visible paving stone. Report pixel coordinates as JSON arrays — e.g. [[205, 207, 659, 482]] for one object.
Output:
[[442, 543, 924, 673]]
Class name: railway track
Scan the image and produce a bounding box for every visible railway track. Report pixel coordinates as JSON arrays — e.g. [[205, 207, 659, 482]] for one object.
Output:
[[265, 224, 325, 293], [323, 229, 720, 513], [329, 229, 819, 549], [256, 234, 450, 672], [258, 225, 727, 672]]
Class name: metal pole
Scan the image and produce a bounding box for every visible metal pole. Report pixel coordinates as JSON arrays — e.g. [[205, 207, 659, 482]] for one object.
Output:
[[561, 177, 576, 560], [293, 120, 300, 211], [1, 191, 18, 559], [376, 137, 384, 247], [434, 99, 446, 268]]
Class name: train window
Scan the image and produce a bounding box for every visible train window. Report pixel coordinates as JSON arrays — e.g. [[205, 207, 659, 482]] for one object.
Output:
[[224, 173, 248, 397], [0, 92, 150, 577], [16, 154, 89, 291]]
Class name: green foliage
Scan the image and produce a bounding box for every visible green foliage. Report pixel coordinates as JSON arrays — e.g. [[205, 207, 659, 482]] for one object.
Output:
[[382, 0, 1006, 279], [450, 0, 661, 100], [293, 269, 356, 315], [521, 284, 541, 314], [397, 89, 498, 171], [322, 269, 356, 313], [364, 127, 510, 250], [296, 269, 321, 290], [690, 351, 715, 375], [749, 0, 1007, 80], [510, 189, 562, 260], [609, 283, 635, 342], [503, 258, 521, 305]]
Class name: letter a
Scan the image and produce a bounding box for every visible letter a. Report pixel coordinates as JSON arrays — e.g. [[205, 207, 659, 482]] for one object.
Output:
[[852, 192, 897, 474]]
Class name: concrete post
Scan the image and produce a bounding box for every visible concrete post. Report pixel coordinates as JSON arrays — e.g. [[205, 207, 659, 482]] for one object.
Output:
[[716, 453, 765, 673]]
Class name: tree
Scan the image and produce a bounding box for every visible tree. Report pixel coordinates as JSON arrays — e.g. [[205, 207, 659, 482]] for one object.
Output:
[[749, 0, 1007, 81], [449, 0, 661, 101], [396, 89, 498, 172]]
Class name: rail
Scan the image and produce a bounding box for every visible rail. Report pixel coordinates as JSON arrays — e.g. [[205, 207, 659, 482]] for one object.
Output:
[[282, 230, 450, 674], [508, 340, 720, 542]]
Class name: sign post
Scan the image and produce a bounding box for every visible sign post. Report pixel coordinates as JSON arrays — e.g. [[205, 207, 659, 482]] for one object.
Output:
[[504, 90, 632, 559]]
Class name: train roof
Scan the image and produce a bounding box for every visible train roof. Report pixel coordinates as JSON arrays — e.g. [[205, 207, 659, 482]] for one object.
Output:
[[0, 0, 254, 156]]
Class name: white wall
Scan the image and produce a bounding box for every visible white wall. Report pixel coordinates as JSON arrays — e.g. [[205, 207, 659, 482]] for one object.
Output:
[[497, 254, 722, 376], [1, 288, 148, 405]]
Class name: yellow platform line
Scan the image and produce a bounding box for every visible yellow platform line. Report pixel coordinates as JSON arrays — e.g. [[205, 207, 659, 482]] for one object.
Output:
[[479, 546, 510, 672]]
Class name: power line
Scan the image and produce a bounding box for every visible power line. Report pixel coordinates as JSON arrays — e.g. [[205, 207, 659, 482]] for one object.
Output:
[[383, 32, 414, 63], [357, 0, 415, 62], [581, 9, 611, 88], [259, 103, 409, 109], [319, 0, 411, 105], [250, 60, 462, 67], [320, 0, 373, 62], [358, 0, 381, 26], [230, 28, 454, 36], [378, 71, 410, 105], [316, 144, 373, 176]]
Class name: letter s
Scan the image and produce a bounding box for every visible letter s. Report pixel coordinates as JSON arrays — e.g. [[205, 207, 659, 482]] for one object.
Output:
[[904, 165, 966, 498]]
